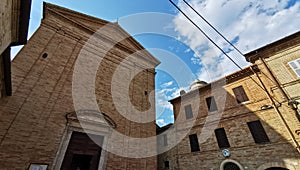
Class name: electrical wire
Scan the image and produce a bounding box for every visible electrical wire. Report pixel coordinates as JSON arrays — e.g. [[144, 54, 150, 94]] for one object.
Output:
[[169, 0, 281, 104], [182, 0, 278, 85]]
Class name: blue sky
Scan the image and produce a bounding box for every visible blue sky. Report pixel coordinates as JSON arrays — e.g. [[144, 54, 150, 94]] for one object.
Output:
[[12, 0, 300, 127]]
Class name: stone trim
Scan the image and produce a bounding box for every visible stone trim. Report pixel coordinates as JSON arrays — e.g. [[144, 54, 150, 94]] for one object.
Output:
[[52, 110, 114, 170]]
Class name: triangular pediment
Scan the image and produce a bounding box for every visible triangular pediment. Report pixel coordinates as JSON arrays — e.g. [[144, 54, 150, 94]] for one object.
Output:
[[44, 3, 160, 66]]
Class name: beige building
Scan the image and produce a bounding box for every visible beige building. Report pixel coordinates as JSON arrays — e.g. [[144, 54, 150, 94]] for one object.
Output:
[[159, 32, 300, 170], [0, 0, 32, 97], [0, 3, 159, 170], [245, 31, 300, 125]]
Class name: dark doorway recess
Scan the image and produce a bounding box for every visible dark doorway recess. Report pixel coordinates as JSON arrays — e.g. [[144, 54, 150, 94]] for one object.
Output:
[[61, 132, 103, 170], [223, 162, 240, 170]]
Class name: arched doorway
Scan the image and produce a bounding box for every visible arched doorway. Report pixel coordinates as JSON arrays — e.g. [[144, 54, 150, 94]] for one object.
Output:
[[265, 168, 289, 170], [220, 159, 244, 170], [223, 162, 241, 170]]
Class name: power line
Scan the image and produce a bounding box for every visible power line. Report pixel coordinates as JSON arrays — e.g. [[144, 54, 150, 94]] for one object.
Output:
[[169, 0, 243, 70], [183, 0, 245, 57], [182, 0, 277, 85], [169, 0, 281, 104]]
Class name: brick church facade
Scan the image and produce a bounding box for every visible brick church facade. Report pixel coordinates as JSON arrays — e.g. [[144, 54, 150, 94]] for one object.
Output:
[[0, 3, 159, 170]]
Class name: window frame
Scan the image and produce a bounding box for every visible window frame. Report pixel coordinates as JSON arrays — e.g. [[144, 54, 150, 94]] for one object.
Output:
[[232, 85, 249, 104], [164, 161, 169, 168], [247, 120, 270, 144], [206, 96, 218, 112], [214, 128, 230, 148], [163, 134, 168, 146], [189, 134, 200, 152], [184, 104, 193, 119], [288, 58, 300, 78]]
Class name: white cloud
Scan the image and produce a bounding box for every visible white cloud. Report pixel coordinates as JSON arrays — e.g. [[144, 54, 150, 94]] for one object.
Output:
[[156, 118, 167, 127], [160, 81, 174, 88], [173, 0, 300, 81], [155, 84, 190, 118]]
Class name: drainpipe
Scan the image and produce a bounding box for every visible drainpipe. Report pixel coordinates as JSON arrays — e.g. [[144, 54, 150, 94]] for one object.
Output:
[[253, 66, 300, 153], [259, 57, 290, 101], [260, 57, 300, 116]]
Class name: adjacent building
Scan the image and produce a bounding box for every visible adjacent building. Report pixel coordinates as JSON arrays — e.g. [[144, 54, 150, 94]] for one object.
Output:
[[0, 3, 159, 170], [0, 0, 32, 97], [245, 31, 300, 125], [159, 32, 300, 170]]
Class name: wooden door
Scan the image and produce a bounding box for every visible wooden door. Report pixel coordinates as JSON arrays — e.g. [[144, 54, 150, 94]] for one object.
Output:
[[61, 132, 103, 170]]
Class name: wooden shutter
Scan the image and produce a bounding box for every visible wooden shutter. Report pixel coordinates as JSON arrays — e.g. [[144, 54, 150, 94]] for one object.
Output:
[[233, 86, 249, 103], [184, 104, 193, 119], [163, 134, 168, 146], [206, 96, 218, 112], [189, 134, 200, 152], [215, 128, 230, 148], [247, 120, 270, 144]]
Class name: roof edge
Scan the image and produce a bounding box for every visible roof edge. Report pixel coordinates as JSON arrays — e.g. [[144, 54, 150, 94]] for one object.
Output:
[[244, 31, 300, 63]]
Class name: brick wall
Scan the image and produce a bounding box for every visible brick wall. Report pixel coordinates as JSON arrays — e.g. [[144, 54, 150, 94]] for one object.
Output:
[[0, 3, 158, 170], [165, 67, 300, 170]]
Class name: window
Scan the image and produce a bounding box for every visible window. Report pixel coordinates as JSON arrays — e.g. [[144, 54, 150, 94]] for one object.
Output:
[[164, 161, 169, 168], [215, 128, 230, 148], [288, 58, 300, 78], [163, 134, 168, 146], [247, 120, 270, 144], [206, 96, 218, 112], [184, 104, 193, 119], [189, 134, 200, 152], [233, 86, 249, 103]]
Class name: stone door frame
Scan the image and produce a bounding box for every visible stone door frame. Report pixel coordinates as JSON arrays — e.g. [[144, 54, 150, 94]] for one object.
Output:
[[52, 110, 115, 170]]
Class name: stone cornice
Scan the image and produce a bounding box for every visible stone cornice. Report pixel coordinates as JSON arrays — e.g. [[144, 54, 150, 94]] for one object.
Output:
[[244, 31, 300, 63], [169, 65, 259, 103]]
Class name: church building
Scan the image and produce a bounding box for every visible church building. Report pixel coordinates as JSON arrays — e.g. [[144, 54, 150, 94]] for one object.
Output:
[[0, 3, 159, 170]]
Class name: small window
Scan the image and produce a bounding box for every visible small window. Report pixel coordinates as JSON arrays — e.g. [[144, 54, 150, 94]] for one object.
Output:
[[233, 86, 249, 103], [184, 104, 193, 119], [206, 96, 218, 112], [163, 134, 168, 146], [215, 128, 230, 148], [189, 134, 200, 152], [42, 53, 48, 59], [164, 161, 169, 168], [288, 58, 300, 78], [247, 120, 270, 144]]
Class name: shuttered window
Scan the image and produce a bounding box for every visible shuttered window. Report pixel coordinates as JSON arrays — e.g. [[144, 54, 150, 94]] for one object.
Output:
[[233, 86, 249, 103], [215, 128, 230, 148], [206, 96, 218, 112], [163, 134, 168, 146], [189, 134, 200, 152], [164, 161, 169, 168], [247, 120, 270, 144], [288, 58, 300, 78], [184, 104, 193, 119]]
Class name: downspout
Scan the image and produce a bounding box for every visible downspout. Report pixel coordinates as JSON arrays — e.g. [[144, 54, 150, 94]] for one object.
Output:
[[259, 57, 289, 100], [253, 66, 300, 153], [260, 57, 300, 118]]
